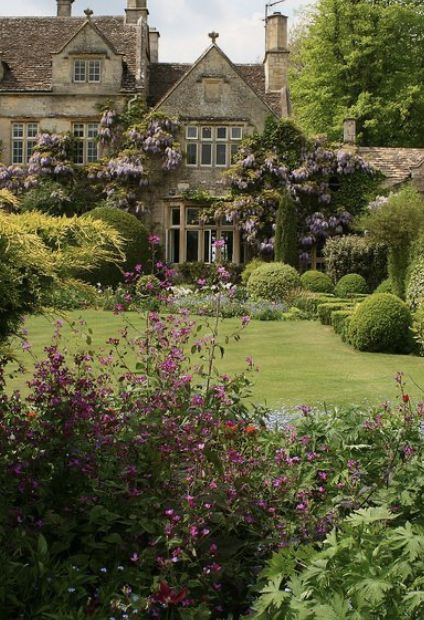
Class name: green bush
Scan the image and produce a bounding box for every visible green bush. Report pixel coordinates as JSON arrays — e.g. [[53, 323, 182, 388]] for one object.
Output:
[[22, 180, 97, 216], [375, 278, 393, 294], [335, 273, 368, 297], [406, 256, 424, 311], [331, 309, 353, 340], [317, 301, 354, 326], [412, 305, 424, 355], [247, 263, 301, 302], [83, 206, 149, 286], [241, 259, 265, 285], [175, 262, 243, 285], [291, 291, 338, 317], [324, 235, 387, 291], [274, 191, 298, 267], [300, 270, 334, 294], [348, 293, 413, 353]]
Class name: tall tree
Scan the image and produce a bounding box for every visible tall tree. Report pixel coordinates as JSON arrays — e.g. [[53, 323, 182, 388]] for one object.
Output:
[[274, 191, 298, 267], [289, 0, 424, 147]]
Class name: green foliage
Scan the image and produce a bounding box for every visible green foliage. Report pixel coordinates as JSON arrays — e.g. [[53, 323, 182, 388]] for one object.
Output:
[[261, 116, 305, 169], [360, 186, 424, 298], [291, 291, 339, 318], [412, 305, 424, 355], [247, 263, 301, 302], [290, 0, 424, 147], [318, 301, 355, 326], [335, 273, 368, 297], [375, 278, 393, 294], [324, 235, 387, 290], [135, 274, 161, 297], [241, 259, 266, 285], [301, 270, 334, 294], [0, 189, 20, 213], [406, 256, 424, 311], [82, 205, 149, 286], [41, 279, 99, 310], [331, 309, 353, 340], [274, 191, 298, 267], [348, 293, 412, 353], [175, 262, 243, 286]]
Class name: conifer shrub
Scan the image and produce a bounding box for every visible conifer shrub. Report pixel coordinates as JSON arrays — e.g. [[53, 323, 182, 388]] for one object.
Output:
[[335, 273, 368, 298], [347, 293, 412, 353], [83, 206, 149, 286], [300, 270, 334, 294], [274, 191, 298, 267], [247, 263, 301, 301]]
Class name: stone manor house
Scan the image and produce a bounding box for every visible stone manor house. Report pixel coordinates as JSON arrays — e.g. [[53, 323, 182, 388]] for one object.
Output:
[[0, 0, 423, 264]]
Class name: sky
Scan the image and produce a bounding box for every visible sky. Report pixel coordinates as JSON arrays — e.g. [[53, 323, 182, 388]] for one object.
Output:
[[0, 0, 314, 63]]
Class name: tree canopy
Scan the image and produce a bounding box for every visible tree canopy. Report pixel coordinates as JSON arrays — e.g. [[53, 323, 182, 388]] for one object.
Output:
[[290, 0, 424, 146]]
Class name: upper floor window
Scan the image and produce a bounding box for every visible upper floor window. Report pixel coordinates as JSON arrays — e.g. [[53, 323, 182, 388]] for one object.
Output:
[[73, 59, 101, 83], [72, 122, 99, 164], [185, 125, 243, 169], [11, 122, 38, 164]]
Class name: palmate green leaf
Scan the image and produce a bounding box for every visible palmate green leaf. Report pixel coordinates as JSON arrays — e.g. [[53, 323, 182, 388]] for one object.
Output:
[[403, 590, 424, 614], [254, 576, 290, 614], [260, 548, 298, 580], [345, 506, 396, 527], [390, 522, 424, 562], [350, 576, 392, 606], [314, 593, 351, 620]]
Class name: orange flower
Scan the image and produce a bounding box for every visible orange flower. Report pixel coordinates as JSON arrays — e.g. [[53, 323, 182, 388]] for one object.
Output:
[[26, 411, 38, 420], [224, 421, 239, 432], [244, 425, 257, 434], [402, 394, 410, 403]]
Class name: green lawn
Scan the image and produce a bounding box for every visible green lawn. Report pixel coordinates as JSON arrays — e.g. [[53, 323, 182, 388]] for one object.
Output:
[[6, 310, 424, 409]]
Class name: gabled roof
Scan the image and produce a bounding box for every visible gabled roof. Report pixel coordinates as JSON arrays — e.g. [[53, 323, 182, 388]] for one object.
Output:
[[148, 45, 281, 116], [0, 16, 137, 91], [357, 147, 424, 186], [55, 17, 121, 56]]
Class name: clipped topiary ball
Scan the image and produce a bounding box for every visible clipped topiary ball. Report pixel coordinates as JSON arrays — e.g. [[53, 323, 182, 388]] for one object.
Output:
[[347, 293, 412, 353], [335, 273, 368, 298], [241, 259, 265, 285], [300, 270, 334, 294], [247, 262, 301, 302], [375, 278, 393, 295], [83, 205, 149, 286]]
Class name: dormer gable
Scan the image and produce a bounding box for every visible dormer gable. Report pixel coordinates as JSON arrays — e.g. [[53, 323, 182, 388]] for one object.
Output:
[[51, 17, 124, 94]]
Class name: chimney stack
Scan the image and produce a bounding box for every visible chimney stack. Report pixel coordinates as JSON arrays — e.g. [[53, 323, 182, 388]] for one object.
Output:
[[56, 0, 74, 17], [264, 12, 290, 115], [149, 28, 160, 63], [126, 0, 148, 25], [343, 118, 357, 145]]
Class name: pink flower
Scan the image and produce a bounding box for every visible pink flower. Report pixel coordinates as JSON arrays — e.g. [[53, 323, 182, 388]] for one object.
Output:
[[148, 234, 161, 246], [213, 239, 225, 249]]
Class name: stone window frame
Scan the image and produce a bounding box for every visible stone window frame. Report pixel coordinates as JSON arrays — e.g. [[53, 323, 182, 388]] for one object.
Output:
[[185, 124, 243, 169], [73, 58, 102, 84], [11, 121, 39, 165], [166, 203, 240, 264], [72, 121, 100, 165]]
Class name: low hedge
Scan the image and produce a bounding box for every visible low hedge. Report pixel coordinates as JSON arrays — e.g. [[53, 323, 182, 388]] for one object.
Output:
[[317, 302, 355, 326], [292, 292, 339, 317], [331, 310, 353, 341], [347, 293, 413, 353]]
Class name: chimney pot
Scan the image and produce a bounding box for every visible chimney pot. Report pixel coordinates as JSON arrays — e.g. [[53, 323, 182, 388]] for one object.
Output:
[[56, 0, 74, 17], [126, 0, 148, 25], [264, 11, 290, 113]]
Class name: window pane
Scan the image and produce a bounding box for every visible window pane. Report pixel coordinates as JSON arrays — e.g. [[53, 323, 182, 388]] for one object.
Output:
[[73, 123, 84, 138], [231, 127, 242, 140], [186, 143, 197, 165], [204, 229, 217, 263], [216, 144, 227, 167], [217, 127, 227, 140], [12, 141, 23, 164], [171, 208, 180, 226], [12, 124, 24, 138], [73, 141, 84, 164], [186, 207, 200, 225], [168, 228, 180, 263], [27, 123, 38, 138], [74, 60, 86, 82], [201, 143, 212, 166], [186, 231, 199, 262], [202, 127, 212, 140], [26, 140, 37, 162], [186, 126, 198, 139], [87, 140, 98, 162], [88, 60, 101, 82], [221, 231, 234, 262], [87, 123, 98, 138], [231, 144, 239, 162]]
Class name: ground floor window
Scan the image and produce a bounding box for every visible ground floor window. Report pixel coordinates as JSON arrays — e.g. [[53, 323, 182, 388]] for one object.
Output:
[[166, 205, 241, 264], [72, 122, 99, 164], [11, 122, 38, 164]]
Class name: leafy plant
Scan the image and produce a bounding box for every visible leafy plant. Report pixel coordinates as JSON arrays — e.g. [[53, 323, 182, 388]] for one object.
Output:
[[274, 191, 298, 266], [248, 263, 301, 302], [335, 273, 368, 297], [324, 235, 387, 291], [301, 270, 334, 294]]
